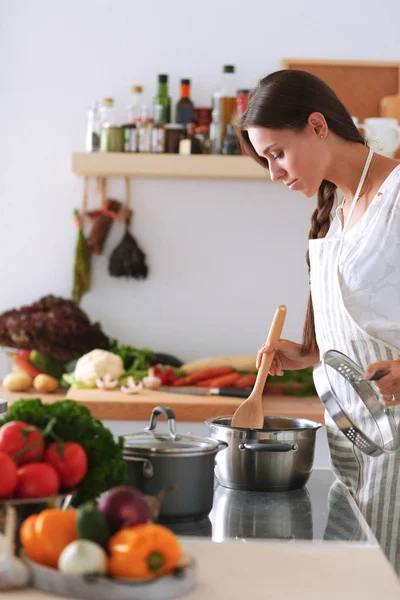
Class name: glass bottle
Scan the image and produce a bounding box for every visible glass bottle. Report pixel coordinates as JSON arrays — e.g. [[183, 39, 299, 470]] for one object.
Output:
[[212, 65, 237, 146], [176, 79, 195, 129], [195, 125, 212, 154], [128, 85, 143, 122], [210, 109, 222, 154], [222, 124, 240, 155], [153, 74, 171, 124], [151, 105, 166, 153], [138, 105, 153, 153], [85, 101, 101, 152], [99, 97, 115, 127]]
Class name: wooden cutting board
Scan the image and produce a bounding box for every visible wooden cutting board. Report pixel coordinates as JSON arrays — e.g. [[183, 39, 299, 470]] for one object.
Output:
[[0, 386, 324, 423]]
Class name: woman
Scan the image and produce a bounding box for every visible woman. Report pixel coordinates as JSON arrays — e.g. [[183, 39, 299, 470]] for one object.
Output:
[[238, 69, 400, 571]]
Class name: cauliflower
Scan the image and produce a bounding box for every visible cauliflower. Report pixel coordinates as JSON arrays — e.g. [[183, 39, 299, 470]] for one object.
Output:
[[74, 349, 125, 385]]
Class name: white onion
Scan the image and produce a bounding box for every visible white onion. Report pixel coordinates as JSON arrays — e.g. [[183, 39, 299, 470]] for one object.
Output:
[[58, 540, 107, 576]]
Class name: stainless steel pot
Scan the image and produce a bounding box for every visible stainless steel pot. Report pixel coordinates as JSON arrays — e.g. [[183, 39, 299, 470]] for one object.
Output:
[[206, 415, 321, 491], [123, 406, 226, 522]]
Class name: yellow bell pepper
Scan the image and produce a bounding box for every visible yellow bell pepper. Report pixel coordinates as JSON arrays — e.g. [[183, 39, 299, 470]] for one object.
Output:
[[107, 523, 181, 580]]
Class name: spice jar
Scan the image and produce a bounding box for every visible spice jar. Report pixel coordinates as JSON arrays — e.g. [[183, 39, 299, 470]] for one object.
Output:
[[165, 124, 184, 153], [100, 125, 125, 152], [236, 89, 250, 117], [195, 107, 212, 127]]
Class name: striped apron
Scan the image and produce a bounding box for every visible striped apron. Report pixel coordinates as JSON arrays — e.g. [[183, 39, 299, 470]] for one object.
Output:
[[309, 148, 400, 572]]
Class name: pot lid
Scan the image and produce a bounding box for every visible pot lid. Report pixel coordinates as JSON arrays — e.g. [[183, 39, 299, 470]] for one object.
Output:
[[123, 431, 219, 455]]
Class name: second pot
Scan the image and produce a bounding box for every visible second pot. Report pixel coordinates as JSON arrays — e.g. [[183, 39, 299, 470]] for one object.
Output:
[[122, 406, 226, 522]]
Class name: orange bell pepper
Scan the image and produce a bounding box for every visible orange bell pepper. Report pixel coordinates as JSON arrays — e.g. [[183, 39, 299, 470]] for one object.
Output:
[[107, 523, 181, 580], [20, 508, 77, 568]]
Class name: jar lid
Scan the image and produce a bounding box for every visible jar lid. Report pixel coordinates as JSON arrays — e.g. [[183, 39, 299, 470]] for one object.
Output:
[[165, 124, 184, 130], [132, 85, 143, 93], [102, 97, 114, 106], [123, 431, 219, 456]]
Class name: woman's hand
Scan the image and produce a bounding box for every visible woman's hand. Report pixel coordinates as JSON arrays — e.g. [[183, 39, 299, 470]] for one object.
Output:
[[256, 339, 319, 375], [364, 359, 400, 407]]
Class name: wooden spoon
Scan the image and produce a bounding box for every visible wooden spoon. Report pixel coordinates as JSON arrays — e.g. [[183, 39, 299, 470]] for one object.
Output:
[[231, 305, 287, 429]]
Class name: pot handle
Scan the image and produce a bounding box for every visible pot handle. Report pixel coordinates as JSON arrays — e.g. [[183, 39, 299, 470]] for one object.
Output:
[[123, 455, 154, 478], [238, 441, 298, 453], [145, 405, 177, 440], [216, 441, 229, 452]]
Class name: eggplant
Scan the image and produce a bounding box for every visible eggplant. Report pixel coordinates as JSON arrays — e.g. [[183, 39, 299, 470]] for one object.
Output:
[[150, 352, 183, 368]]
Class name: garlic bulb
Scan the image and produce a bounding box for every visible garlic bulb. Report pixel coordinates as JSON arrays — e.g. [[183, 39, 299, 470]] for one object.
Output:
[[120, 377, 143, 394], [96, 373, 119, 390], [0, 507, 30, 590]]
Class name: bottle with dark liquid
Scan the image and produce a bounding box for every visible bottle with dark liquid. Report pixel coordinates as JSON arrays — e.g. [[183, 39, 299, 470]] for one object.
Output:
[[176, 79, 195, 129]]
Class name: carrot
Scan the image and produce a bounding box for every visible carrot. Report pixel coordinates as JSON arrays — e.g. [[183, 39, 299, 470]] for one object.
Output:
[[173, 366, 233, 386], [235, 374, 257, 388], [205, 373, 242, 388]]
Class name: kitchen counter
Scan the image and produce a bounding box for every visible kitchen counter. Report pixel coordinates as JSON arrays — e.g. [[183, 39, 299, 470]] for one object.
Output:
[[0, 386, 324, 422], [4, 468, 400, 599], [165, 468, 376, 545]]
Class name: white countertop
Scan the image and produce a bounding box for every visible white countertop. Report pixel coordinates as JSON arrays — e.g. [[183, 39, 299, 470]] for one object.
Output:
[[4, 539, 400, 599]]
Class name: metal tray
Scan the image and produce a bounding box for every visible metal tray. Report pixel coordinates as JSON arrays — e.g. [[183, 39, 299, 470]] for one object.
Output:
[[23, 554, 196, 600]]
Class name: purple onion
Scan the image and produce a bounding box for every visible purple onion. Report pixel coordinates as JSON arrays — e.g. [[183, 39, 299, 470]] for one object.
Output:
[[97, 486, 152, 533]]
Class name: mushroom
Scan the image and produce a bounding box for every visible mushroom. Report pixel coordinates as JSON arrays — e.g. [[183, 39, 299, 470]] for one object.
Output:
[[142, 369, 162, 389], [120, 377, 143, 394], [96, 373, 119, 390]]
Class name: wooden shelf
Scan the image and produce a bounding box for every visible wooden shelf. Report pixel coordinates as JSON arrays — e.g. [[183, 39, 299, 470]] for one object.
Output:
[[71, 152, 270, 181]]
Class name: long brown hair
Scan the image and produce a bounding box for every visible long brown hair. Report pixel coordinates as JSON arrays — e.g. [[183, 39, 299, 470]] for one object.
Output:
[[237, 70, 365, 356]]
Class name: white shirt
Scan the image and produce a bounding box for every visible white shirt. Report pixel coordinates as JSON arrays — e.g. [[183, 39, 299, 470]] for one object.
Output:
[[325, 164, 400, 351]]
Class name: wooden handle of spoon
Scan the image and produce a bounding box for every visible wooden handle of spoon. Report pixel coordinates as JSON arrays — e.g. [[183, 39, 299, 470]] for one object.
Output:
[[252, 305, 287, 396]]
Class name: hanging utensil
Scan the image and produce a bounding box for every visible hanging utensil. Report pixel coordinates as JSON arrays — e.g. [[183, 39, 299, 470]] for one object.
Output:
[[313, 349, 399, 456], [108, 177, 149, 279], [231, 305, 287, 429], [72, 177, 91, 304]]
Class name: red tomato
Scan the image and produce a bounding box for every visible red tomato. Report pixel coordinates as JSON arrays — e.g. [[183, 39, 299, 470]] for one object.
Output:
[[43, 442, 88, 489], [0, 421, 44, 464], [0, 451, 18, 498], [16, 463, 60, 499]]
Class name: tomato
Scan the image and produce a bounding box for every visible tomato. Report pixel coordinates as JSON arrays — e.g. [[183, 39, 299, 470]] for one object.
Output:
[[16, 463, 60, 499], [43, 442, 88, 489], [0, 421, 44, 464], [0, 450, 18, 498]]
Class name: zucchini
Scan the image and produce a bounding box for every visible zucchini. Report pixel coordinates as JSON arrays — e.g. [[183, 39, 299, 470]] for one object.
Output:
[[29, 350, 65, 378], [77, 501, 110, 548]]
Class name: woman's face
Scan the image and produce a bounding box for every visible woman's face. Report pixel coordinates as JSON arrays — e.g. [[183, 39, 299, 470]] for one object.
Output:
[[247, 121, 328, 198]]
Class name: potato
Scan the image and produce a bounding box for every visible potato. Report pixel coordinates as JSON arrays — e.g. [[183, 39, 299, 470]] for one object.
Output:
[[2, 372, 33, 392], [33, 374, 59, 393]]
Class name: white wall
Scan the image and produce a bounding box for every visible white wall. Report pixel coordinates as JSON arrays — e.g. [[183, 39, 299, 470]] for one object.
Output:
[[1, 0, 400, 366]]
